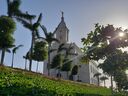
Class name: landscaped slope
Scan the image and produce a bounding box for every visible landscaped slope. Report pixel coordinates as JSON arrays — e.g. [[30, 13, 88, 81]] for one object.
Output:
[[0, 66, 111, 96]]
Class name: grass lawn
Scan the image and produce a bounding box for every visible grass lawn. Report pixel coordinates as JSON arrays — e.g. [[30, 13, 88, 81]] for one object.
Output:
[[0, 66, 112, 96]]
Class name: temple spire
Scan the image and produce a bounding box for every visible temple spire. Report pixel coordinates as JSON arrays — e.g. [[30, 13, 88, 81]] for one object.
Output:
[[61, 11, 64, 21]]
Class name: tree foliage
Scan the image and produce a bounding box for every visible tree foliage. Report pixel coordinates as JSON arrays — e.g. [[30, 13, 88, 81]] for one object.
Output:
[[40, 24, 59, 75], [81, 24, 128, 61], [61, 58, 72, 72], [0, 16, 16, 65], [98, 50, 128, 75], [114, 70, 128, 91], [33, 41, 48, 62], [11, 44, 23, 67], [7, 0, 35, 20], [51, 54, 63, 69], [18, 13, 42, 71], [82, 24, 128, 91]]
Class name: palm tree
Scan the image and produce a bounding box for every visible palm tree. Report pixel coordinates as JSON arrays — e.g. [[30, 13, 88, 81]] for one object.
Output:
[[33, 40, 48, 72], [63, 43, 78, 79], [11, 44, 23, 67], [6, 0, 36, 71], [23, 51, 30, 70], [19, 13, 42, 71], [0, 16, 16, 65], [94, 72, 101, 86], [100, 76, 108, 87], [40, 25, 59, 76], [23, 56, 27, 70], [64, 43, 76, 58], [51, 54, 63, 78], [7, 0, 35, 20]]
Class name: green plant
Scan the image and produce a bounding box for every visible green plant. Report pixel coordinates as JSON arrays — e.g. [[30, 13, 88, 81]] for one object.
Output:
[[0, 66, 111, 96]]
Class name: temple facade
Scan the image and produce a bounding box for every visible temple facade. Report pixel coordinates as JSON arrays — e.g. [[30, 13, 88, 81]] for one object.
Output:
[[43, 13, 99, 85]]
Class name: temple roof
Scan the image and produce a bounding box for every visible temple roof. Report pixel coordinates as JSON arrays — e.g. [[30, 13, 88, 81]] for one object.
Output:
[[54, 12, 69, 33]]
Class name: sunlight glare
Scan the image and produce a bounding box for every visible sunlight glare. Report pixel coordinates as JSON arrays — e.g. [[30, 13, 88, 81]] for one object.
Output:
[[118, 32, 124, 37]]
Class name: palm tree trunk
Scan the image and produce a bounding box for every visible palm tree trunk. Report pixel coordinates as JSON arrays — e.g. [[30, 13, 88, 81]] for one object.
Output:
[[104, 80, 105, 87], [36, 61, 39, 72], [48, 44, 51, 76], [98, 77, 100, 86], [11, 53, 14, 67], [57, 69, 61, 78], [29, 31, 35, 71], [7, 0, 10, 16], [67, 71, 69, 79], [0, 49, 5, 66], [25, 59, 27, 70], [110, 75, 113, 95]]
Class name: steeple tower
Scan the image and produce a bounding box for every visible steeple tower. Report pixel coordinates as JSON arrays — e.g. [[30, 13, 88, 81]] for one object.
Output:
[[54, 12, 69, 44]]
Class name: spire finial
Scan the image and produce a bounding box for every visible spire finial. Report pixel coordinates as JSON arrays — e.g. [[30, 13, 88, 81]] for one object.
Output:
[[62, 11, 64, 17], [61, 11, 64, 21]]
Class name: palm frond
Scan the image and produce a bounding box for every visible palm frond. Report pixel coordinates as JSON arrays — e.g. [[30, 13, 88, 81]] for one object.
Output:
[[15, 17, 33, 31], [23, 56, 26, 59], [8, 0, 35, 20], [36, 13, 42, 24], [51, 38, 60, 43], [7, 0, 10, 16], [32, 13, 42, 30], [6, 49, 11, 53], [58, 43, 67, 52], [37, 37, 46, 41], [94, 73, 101, 77], [12, 44, 23, 53], [14, 12, 36, 20], [59, 43, 65, 48], [68, 44, 74, 50], [49, 49, 57, 53], [35, 30, 40, 38], [40, 25, 48, 37], [8, 0, 21, 17], [68, 53, 78, 56]]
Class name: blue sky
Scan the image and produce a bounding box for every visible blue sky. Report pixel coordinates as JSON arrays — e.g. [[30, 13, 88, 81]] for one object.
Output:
[[0, 0, 128, 72]]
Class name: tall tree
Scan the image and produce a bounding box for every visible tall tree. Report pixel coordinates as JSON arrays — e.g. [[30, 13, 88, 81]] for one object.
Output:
[[51, 43, 74, 78], [7, 0, 35, 20], [6, 0, 36, 71], [81, 24, 128, 61], [51, 44, 65, 69], [94, 72, 101, 86], [33, 40, 48, 72], [19, 13, 42, 71], [100, 76, 108, 87], [114, 70, 128, 92], [23, 56, 27, 70], [0, 16, 16, 65], [23, 51, 30, 70], [40, 25, 59, 75], [98, 50, 128, 92], [62, 43, 77, 79], [51, 54, 63, 78], [81, 24, 128, 94], [11, 44, 23, 67]]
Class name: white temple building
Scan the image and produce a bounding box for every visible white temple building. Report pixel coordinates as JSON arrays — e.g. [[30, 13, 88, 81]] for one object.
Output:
[[43, 12, 100, 85]]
